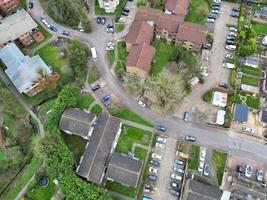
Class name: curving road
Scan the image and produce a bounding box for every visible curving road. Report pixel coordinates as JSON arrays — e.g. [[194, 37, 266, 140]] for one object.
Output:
[[23, 1, 267, 162]]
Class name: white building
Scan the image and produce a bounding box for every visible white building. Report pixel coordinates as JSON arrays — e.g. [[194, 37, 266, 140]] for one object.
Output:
[[98, 0, 119, 13]]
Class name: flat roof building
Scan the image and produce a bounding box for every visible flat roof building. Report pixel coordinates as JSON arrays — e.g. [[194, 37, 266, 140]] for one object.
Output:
[[233, 104, 248, 123]]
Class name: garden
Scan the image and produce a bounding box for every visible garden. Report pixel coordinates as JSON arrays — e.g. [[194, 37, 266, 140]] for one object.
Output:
[[188, 144, 200, 170], [185, 0, 210, 25], [241, 65, 262, 77], [212, 150, 227, 185], [241, 75, 259, 87]]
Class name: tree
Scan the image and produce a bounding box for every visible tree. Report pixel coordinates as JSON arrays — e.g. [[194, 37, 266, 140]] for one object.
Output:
[[68, 40, 89, 77], [197, 6, 209, 17]]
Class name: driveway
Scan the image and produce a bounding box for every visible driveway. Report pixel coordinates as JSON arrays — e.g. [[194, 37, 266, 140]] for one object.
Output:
[[177, 2, 239, 117]]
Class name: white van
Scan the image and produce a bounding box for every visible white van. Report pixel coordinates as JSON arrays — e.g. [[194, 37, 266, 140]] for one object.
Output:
[[223, 63, 235, 69]]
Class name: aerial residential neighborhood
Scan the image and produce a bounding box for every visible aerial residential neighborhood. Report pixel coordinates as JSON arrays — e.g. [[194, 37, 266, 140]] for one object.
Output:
[[0, 0, 267, 200]]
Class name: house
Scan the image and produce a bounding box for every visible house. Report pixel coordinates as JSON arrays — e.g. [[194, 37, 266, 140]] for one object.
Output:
[[126, 43, 155, 76], [105, 152, 142, 187], [233, 104, 248, 123], [0, 9, 44, 47], [0, 43, 59, 97], [176, 22, 208, 52], [125, 20, 154, 52], [212, 91, 227, 107], [76, 114, 122, 185], [59, 108, 97, 139], [97, 0, 119, 13], [185, 180, 222, 200], [244, 54, 260, 68], [165, 0, 190, 16], [216, 110, 226, 125], [0, 0, 19, 15]]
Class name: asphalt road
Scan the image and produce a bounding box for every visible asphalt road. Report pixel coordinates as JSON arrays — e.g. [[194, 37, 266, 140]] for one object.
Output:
[[7, 1, 267, 163]]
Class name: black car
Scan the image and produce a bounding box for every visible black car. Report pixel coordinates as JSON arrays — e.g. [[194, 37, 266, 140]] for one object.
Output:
[[185, 135, 196, 142], [212, 6, 220, 10], [91, 84, 101, 92], [212, 2, 220, 6], [104, 99, 111, 107], [29, 2, 34, 9], [202, 43, 212, 49], [107, 24, 114, 28], [151, 160, 160, 167], [96, 17, 102, 24], [225, 40, 235, 45], [208, 15, 217, 19], [102, 95, 111, 103], [62, 31, 70, 36], [101, 17, 106, 25], [148, 175, 158, 181], [170, 189, 180, 197], [237, 165, 243, 173], [226, 36, 236, 41], [123, 8, 130, 13], [230, 11, 240, 17], [232, 8, 239, 12], [50, 26, 57, 32], [121, 11, 129, 16]]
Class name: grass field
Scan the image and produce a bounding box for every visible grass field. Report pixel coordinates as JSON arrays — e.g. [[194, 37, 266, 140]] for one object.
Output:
[[90, 104, 102, 116], [188, 144, 200, 170], [241, 76, 259, 87], [212, 150, 227, 185], [38, 99, 56, 116], [134, 147, 148, 161], [117, 41, 128, 61], [253, 23, 267, 36], [115, 61, 125, 78], [241, 66, 262, 77], [110, 106, 154, 127], [151, 40, 174, 75], [107, 50, 115, 66], [185, 0, 210, 24], [106, 181, 136, 198], [77, 94, 94, 110]]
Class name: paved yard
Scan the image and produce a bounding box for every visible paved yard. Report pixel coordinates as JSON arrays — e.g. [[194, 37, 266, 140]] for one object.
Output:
[[177, 2, 239, 118]]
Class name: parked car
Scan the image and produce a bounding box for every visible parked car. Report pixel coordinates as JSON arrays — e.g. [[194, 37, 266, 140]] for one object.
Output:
[[228, 32, 237, 37], [150, 160, 160, 167], [156, 136, 167, 143], [29, 1, 34, 9], [204, 164, 210, 176], [174, 159, 184, 165], [123, 8, 130, 13], [91, 84, 101, 91], [103, 99, 111, 107], [242, 127, 254, 134], [138, 100, 146, 107], [198, 161, 204, 173], [101, 17, 106, 25], [102, 95, 111, 103], [232, 8, 239, 12], [155, 142, 165, 149], [170, 189, 180, 197], [245, 165, 252, 177], [207, 18, 215, 23], [185, 135, 196, 142], [106, 27, 114, 33], [223, 63, 235, 69], [226, 40, 235, 45], [212, 5, 220, 10], [226, 36, 236, 41], [106, 45, 115, 51], [218, 82, 229, 89], [183, 111, 189, 122], [211, 9, 220, 14], [155, 125, 167, 132], [118, 17, 126, 23], [256, 170, 264, 181], [148, 175, 158, 181], [237, 165, 243, 173], [121, 11, 129, 16], [208, 14, 217, 19], [225, 54, 234, 60], [229, 27, 237, 32], [225, 45, 236, 51], [96, 17, 102, 24], [174, 167, 185, 174], [62, 31, 70, 36], [50, 26, 57, 32], [202, 43, 212, 49], [151, 153, 162, 160], [149, 167, 159, 174], [230, 11, 240, 17], [171, 173, 182, 181], [171, 182, 181, 189]]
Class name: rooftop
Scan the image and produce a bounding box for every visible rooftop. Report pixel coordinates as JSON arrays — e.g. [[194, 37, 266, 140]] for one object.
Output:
[[106, 152, 142, 187], [0, 9, 37, 45], [233, 104, 248, 123], [76, 114, 122, 185], [261, 110, 267, 123], [165, 0, 190, 16], [0, 43, 52, 93], [59, 108, 96, 139]]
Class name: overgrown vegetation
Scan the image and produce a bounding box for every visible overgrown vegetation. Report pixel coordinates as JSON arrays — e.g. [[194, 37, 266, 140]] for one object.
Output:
[[241, 75, 258, 86], [202, 89, 213, 103], [212, 150, 227, 185], [188, 144, 200, 170], [106, 181, 136, 198], [252, 22, 267, 36], [185, 0, 210, 24], [90, 104, 102, 116], [241, 66, 262, 77]]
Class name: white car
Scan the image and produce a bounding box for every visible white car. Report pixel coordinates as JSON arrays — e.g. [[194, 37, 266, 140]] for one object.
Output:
[[228, 32, 237, 37], [229, 27, 237, 32], [149, 167, 159, 174], [106, 28, 114, 33], [171, 173, 182, 181], [204, 164, 210, 176], [138, 100, 146, 107], [106, 46, 114, 51], [256, 170, 264, 181], [223, 63, 235, 69], [155, 142, 165, 149], [118, 17, 126, 23], [225, 54, 233, 59], [242, 127, 254, 134], [245, 165, 252, 177], [156, 136, 167, 143], [198, 161, 204, 173], [151, 153, 162, 161], [200, 150, 206, 162], [212, 10, 220, 14], [107, 41, 115, 47], [225, 45, 236, 51], [207, 18, 215, 23]]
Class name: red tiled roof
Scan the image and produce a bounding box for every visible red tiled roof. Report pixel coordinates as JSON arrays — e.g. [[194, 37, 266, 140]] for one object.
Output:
[[125, 21, 154, 44], [165, 0, 190, 16], [176, 22, 208, 45], [126, 43, 155, 73]]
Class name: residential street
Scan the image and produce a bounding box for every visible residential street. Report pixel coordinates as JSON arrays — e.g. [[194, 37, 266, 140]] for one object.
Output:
[[3, 0, 266, 165]]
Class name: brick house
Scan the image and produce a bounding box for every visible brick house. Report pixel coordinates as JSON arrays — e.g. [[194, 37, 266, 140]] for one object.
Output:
[[0, 0, 19, 15], [165, 0, 190, 16]]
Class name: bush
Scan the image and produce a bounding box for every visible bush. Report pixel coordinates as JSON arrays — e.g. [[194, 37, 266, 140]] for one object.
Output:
[[202, 89, 213, 103]]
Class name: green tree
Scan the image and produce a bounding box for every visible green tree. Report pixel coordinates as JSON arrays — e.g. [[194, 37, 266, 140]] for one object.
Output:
[[5, 146, 24, 169]]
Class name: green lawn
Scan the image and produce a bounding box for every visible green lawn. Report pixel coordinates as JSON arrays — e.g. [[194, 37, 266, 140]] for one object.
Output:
[[188, 144, 200, 170], [107, 50, 115, 66], [235, 94, 260, 110], [241, 76, 259, 87], [229, 70, 237, 87], [115, 61, 125, 78], [185, 0, 210, 24], [252, 23, 267, 36], [117, 41, 128, 61], [87, 68, 100, 84], [134, 147, 148, 161], [3, 155, 41, 200], [0, 150, 5, 167], [62, 133, 87, 164], [202, 89, 213, 103], [106, 181, 136, 198], [151, 40, 174, 76], [26, 177, 56, 200], [77, 94, 94, 110], [241, 66, 262, 77], [35, 44, 68, 72], [116, 24, 124, 33], [116, 125, 152, 153], [90, 104, 102, 116], [38, 99, 56, 116], [212, 150, 227, 185], [110, 107, 154, 127]]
